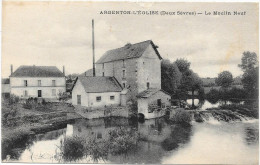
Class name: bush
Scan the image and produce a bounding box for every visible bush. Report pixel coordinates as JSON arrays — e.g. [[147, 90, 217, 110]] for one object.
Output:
[[86, 138, 109, 162], [61, 136, 85, 161], [170, 109, 191, 125], [206, 88, 220, 104], [108, 127, 138, 155], [8, 94, 19, 105], [58, 92, 71, 102]]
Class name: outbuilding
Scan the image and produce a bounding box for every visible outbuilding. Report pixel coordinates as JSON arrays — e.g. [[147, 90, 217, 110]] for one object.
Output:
[[137, 88, 171, 119], [72, 76, 123, 108]]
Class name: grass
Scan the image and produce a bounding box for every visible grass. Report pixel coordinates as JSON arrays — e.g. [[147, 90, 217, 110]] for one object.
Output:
[[1, 99, 78, 160]]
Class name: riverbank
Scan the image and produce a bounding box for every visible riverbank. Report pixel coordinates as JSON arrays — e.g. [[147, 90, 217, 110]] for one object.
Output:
[[1, 101, 81, 159]]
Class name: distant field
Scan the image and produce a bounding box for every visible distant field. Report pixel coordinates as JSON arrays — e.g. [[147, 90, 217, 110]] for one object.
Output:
[[204, 85, 243, 94]]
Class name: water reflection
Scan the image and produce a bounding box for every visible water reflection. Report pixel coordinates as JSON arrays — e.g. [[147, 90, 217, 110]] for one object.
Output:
[[3, 117, 259, 164]]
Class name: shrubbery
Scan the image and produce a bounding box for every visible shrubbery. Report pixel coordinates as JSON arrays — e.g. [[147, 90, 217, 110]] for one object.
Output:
[[169, 109, 191, 125], [59, 127, 139, 162], [61, 136, 85, 161], [7, 94, 19, 105], [206, 87, 247, 104], [108, 127, 138, 155]]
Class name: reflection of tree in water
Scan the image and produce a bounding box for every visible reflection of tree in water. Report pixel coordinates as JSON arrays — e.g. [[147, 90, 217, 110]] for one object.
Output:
[[161, 125, 192, 151], [2, 135, 36, 160], [245, 127, 259, 145]]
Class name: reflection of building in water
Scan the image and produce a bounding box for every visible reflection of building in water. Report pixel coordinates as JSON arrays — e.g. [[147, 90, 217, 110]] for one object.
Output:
[[138, 118, 171, 143], [70, 117, 131, 140]]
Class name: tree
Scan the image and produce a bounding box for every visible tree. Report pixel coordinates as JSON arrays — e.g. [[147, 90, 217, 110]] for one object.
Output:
[[238, 51, 258, 71], [238, 51, 259, 99], [241, 67, 259, 98], [175, 58, 191, 73], [161, 59, 182, 95], [215, 71, 233, 88]]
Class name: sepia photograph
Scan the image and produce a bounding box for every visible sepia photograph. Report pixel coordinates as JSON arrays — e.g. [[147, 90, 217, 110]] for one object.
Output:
[[1, 1, 259, 164]]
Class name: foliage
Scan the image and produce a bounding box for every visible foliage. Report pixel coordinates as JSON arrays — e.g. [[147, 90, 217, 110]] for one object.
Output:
[[61, 136, 85, 161], [177, 69, 203, 101], [108, 127, 138, 155], [2, 128, 32, 160], [215, 71, 233, 88], [86, 138, 109, 162], [238, 51, 258, 71], [206, 87, 246, 104], [169, 109, 191, 125], [58, 91, 71, 101], [238, 51, 259, 99], [175, 58, 191, 73], [241, 67, 259, 98], [161, 59, 182, 95], [8, 94, 20, 105]]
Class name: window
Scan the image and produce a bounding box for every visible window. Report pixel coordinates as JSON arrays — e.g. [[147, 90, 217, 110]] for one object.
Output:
[[102, 72, 105, 77], [77, 95, 81, 105], [123, 60, 125, 67], [123, 70, 125, 78], [52, 89, 56, 96], [38, 80, 41, 86], [24, 80, 27, 87], [110, 96, 115, 100], [157, 99, 162, 107], [96, 96, 101, 102], [52, 80, 56, 86], [147, 82, 150, 89], [97, 132, 102, 139], [102, 63, 104, 69], [24, 90, 28, 97], [122, 83, 126, 88]]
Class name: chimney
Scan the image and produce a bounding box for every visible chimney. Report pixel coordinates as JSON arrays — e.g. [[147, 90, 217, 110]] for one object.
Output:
[[63, 66, 65, 75], [92, 19, 96, 77], [11, 65, 13, 75]]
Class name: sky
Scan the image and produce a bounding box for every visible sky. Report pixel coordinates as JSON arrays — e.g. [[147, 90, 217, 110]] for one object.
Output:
[[1, 2, 259, 78]]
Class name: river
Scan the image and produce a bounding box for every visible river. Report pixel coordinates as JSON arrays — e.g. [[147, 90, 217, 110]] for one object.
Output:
[[3, 100, 259, 164]]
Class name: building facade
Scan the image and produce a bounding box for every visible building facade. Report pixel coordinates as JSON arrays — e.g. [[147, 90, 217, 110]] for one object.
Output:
[[72, 76, 123, 108], [10, 65, 66, 100], [137, 89, 171, 119], [95, 40, 162, 101]]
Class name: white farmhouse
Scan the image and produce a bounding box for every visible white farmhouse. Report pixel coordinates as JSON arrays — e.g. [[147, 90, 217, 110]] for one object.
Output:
[[72, 76, 124, 108], [10, 65, 66, 100]]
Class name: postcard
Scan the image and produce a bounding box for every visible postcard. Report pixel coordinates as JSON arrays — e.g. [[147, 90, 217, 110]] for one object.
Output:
[[1, 1, 259, 164]]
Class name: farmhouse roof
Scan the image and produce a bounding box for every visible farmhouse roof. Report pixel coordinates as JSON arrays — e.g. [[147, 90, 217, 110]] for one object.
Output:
[[96, 40, 162, 64], [137, 88, 170, 98], [10, 65, 65, 77], [76, 76, 122, 93]]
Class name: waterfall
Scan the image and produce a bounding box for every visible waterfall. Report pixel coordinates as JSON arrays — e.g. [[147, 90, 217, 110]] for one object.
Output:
[[190, 110, 254, 123]]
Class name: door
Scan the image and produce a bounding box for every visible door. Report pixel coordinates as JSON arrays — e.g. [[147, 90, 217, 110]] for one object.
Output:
[[77, 95, 81, 105], [157, 99, 162, 107], [38, 90, 42, 97]]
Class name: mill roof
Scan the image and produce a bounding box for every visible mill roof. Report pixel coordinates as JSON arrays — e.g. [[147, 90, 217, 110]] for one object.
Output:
[[76, 76, 122, 93], [137, 88, 170, 98], [79, 69, 93, 77], [10, 65, 65, 77], [96, 40, 162, 64]]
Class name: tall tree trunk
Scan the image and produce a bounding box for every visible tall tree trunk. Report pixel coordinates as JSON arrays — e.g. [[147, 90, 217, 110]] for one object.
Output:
[[192, 90, 195, 109]]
